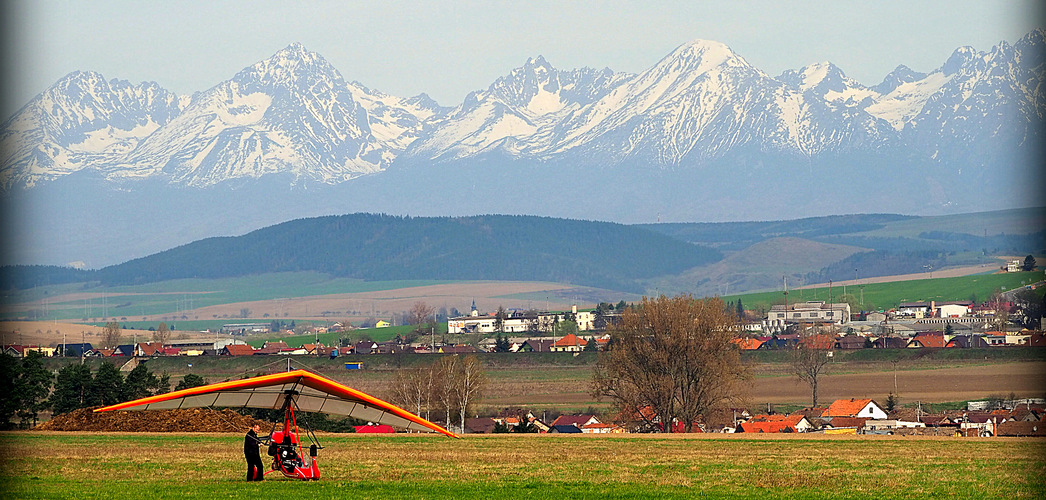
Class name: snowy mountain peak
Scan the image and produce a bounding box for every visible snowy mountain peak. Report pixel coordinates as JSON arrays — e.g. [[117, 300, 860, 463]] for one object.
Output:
[[943, 46, 978, 75], [662, 39, 745, 74], [233, 42, 342, 89], [778, 61, 848, 92], [871, 65, 928, 94], [524, 55, 552, 69]]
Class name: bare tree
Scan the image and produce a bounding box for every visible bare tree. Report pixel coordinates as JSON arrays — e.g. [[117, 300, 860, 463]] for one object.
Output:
[[592, 295, 747, 433], [791, 327, 834, 407], [153, 322, 171, 346], [434, 356, 460, 430], [408, 301, 436, 334], [391, 364, 434, 420], [101, 321, 122, 349], [990, 292, 1011, 332], [454, 355, 487, 431]]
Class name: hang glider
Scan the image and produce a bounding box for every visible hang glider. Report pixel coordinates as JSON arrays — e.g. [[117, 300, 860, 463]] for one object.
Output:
[[95, 369, 457, 438]]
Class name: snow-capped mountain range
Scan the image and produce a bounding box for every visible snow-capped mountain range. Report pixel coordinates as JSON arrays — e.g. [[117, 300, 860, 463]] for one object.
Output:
[[1, 32, 1043, 267]]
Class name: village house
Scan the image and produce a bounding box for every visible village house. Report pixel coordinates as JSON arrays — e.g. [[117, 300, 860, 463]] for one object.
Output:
[[822, 399, 888, 420], [448, 304, 597, 334], [737, 414, 813, 433], [551, 414, 601, 429], [3, 345, 56, 357], [550, 334, 585, 352], [731, 337, 764, 350], [221, 344, 257, 356], [764, 301, 851, 333], [907, 332, 946, 348]]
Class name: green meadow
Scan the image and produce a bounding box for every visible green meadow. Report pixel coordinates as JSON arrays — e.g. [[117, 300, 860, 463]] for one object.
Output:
[[2, 432, 1042, 499], [725, 270, 1043, 312]]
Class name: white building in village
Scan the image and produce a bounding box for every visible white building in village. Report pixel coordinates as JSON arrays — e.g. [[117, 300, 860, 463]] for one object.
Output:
[[448, 304, 595, 334], [764, 301, 851, 333]]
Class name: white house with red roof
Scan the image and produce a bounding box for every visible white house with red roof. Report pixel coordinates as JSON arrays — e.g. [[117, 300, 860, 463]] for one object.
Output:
[[550, 334, 585, 352], [822, 398, 888, 419]]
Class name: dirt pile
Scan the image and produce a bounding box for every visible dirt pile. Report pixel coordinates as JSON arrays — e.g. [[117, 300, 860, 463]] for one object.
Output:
[[36, 407, 269, 432]]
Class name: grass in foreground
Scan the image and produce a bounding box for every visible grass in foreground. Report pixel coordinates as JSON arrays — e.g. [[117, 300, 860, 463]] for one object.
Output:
[[2, 432, 1043, 499]]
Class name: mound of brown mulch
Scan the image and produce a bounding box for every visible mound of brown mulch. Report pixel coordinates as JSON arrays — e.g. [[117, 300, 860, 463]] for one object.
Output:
[[36, 407, 270, 432]]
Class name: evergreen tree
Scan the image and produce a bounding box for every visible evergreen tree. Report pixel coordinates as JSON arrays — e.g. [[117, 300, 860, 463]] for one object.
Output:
[[493, 334, 511, 353], [1023, 254, 1036, 271], [175, 373, 207, 391], [90, 362, 125, 406], [124, 362, 160, 401], [616, 300, 628, 312], [156, 371, 172, 395], [736, 299, 745, 320], [50, 363, 94, 415], [0, 354, 19, 428], [16, 351, 53, 427], [584, 337, 598, 352], [944, 323, 954, 336]]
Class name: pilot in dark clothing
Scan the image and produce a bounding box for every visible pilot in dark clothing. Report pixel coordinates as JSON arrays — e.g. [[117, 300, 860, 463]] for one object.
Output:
[[244, 424, 265, 481]]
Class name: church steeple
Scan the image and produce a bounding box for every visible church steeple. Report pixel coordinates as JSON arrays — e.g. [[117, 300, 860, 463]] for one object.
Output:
[[470, 299, 478, 317]]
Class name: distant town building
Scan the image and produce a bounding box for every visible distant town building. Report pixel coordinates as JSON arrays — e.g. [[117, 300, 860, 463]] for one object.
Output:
[[764, 301, 851, 333], [448, 305, 595, 334]]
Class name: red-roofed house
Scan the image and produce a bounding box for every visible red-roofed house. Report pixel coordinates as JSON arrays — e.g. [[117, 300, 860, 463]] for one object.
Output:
[[256, 341, 290, 355], [222, 344, 257, 356], [731, 338, 764, 350], [907, 332, 945, 348], [135, 342, 164, 356], [550, 334, 585, 352], [552, 414, 600, 428], [799, 334, 837, 350], [822, 399, 887, 419]]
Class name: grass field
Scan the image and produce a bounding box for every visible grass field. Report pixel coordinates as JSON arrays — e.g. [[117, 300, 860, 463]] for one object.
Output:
[[2, 432, 1043, 499], [725, 270, 1043, 312]]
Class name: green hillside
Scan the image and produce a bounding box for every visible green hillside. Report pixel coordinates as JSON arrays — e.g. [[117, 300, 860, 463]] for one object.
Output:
[[3, 214, 721, 293], [724, 270, 1044, 313]]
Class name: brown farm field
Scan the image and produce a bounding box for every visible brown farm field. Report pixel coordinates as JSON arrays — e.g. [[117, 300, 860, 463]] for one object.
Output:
[[476, 360, 1046, 410], [187, 281, 590, 322], [0, 320, 216, 347]]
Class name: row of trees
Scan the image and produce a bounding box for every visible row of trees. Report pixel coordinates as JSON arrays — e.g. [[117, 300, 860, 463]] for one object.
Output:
[[389, 355, 486, 433], [0, 354, 180, 428]]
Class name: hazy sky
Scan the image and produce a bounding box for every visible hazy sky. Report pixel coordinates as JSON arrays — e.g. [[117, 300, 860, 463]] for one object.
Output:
[[2, 0, 1042, 117]]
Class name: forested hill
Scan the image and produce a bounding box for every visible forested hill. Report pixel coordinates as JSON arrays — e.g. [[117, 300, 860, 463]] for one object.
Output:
[[7, 214, 721, 292]]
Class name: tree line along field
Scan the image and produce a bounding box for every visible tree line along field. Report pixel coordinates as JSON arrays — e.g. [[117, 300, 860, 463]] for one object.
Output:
[[2, 433, 1042, 499]]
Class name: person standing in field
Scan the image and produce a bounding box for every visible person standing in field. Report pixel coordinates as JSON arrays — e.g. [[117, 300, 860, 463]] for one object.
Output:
[[244, 424, 265, 481]]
